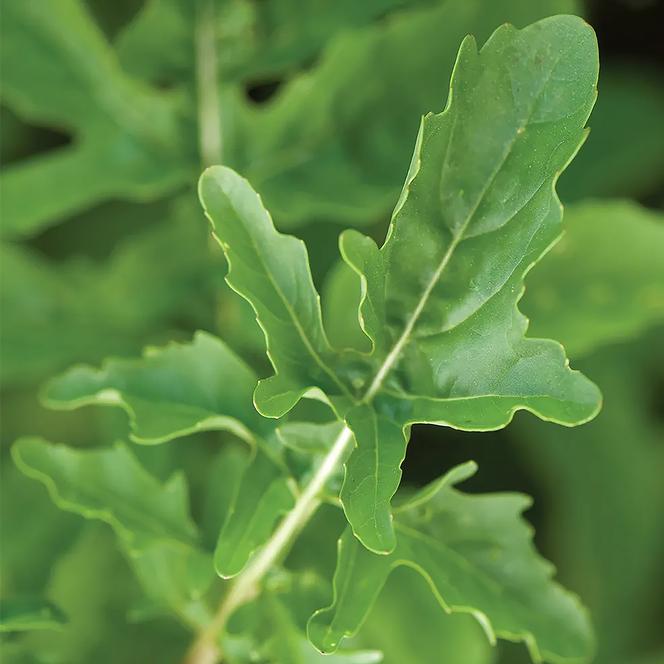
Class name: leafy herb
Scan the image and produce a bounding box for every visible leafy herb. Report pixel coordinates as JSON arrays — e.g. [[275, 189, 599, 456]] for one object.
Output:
[[5, 4, 662, 664]]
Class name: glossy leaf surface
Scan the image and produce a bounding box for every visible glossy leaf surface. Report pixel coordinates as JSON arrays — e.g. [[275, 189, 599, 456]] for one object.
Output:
[[199, 16, 601, 554]]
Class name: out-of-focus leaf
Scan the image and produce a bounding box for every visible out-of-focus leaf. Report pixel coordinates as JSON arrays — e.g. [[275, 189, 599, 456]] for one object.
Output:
[[215, 447, 295, 578], [12, 438, 198, 547], [559, 66, 664, 201], [12, 438, 214, 625], [202, 16, 601, 554], [0, 197, 218, 388], [309, 462, 594, 664], [239, 0, 581, 229], [17, 525, 190, 664], [523, 200, 664, 358], [512, 335, 664, 663], [0, 463, 81, 597], [43, 331, 264, 444], [0, 0, 192, 238], [115, 0, 436, 85], [358, 568, 493, 664], [0, 599, 66, 633]]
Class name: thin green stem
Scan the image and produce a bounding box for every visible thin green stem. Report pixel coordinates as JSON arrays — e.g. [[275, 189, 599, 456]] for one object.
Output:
[[195, 0, 222, 167], [183, 426, 354, 663]]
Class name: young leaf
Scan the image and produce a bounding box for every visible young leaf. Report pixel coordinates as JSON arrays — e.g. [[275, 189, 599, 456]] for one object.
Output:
[[215, 447, 295, 578], [43, 331, 265, 444], [12, 438, 214, 625], [308, 462, 594, 664], [199, 16, 602, 554], [523, 200, 664, 357], [198, 168, 354, 418], [0, 599, 66, 633]]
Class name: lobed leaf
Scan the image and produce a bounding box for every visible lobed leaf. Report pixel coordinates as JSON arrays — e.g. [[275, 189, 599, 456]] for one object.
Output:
[[43, 331, 300, 580], [308, 462, 594, 664], [200, 15, 602, 555], [199, 167, 354, 418], [43, 330, 264, 445], [11, 438, 214, 624]]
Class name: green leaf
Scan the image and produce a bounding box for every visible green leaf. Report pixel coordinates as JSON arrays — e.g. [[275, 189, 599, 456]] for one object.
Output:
[[241, 0, 582, 229], [43, 331, 263, 444], [358, 568, 493, 664], [0, 197, 218, 388], [200, 16, 601, 554], [11, 438, 213, 625], [42, 330, 301, 582], [215, 446, 295, 578], [198, 167, 354, 418], [308, 463, 594, 664], [0, 0, 191, 238], [523, 200, 664, 358], [0, 599, 66, 633]]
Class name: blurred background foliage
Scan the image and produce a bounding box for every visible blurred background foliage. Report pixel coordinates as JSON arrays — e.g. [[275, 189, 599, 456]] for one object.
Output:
[[0, 0, 662, 662]]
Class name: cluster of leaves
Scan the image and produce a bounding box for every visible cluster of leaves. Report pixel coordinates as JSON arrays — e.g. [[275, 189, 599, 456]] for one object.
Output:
[[2, 1, 664, 664]]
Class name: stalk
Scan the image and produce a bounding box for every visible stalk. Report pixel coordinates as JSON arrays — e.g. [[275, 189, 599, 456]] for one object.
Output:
[[195, 0, 222, 167], [183, 427, 354, 663]]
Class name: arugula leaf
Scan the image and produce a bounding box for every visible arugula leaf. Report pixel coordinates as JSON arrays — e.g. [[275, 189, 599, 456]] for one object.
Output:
[[43, 331, 299, 579], [523, 200, 664, 357], [199, 16, 602, 553], [240, 0, 582, 229], [12, 438, 213, 625], [199, 168, 354, 418], [43, 331, 264, 444], [308, 462, 594, 664], [0, 0, 191, 238], [0, 599, 66, 633]]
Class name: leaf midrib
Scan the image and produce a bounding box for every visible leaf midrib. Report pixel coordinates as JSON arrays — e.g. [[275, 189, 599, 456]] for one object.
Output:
[[361, 46, 567, 404]]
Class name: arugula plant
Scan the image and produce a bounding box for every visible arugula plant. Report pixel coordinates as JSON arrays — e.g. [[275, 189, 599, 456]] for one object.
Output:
[[5, 13, 615, 664]]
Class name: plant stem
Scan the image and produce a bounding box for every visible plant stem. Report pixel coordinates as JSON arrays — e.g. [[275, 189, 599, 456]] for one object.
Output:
[[195, 0, 222, 167], [183, 426, 354, 663]]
